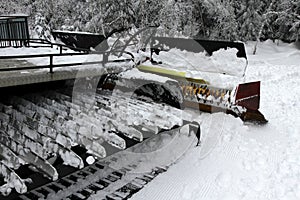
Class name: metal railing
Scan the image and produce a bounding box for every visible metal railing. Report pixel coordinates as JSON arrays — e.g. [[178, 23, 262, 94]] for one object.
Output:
[[0, 37, 91, 53], [28, 38, 91, 54], [0, 39, 134, 74], [0, 38, 29, 47], [0, 52, 133, 74]]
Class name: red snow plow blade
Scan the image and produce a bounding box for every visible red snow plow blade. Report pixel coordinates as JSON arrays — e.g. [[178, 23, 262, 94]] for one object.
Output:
[[235, 81, 260, 110], [235, 81, 268, 124], [178, 80, 268, 124]]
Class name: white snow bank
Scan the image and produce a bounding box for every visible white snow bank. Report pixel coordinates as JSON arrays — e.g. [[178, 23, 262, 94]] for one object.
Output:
[[141, 47, 247, 88], [246, 40, 300, 66], [152, 47, 247, 77]]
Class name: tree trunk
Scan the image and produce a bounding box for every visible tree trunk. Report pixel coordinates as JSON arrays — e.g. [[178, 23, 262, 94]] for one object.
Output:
[[253, 0, 276, 55]]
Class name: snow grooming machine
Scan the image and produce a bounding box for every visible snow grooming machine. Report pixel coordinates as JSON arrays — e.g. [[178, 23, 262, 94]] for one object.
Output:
[[0, 35, 267, 198], [101, 36, 268, 124], [0, 58, 200, 197]]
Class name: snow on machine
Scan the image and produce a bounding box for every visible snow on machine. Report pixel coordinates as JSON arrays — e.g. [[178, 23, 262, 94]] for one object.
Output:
[[100, 36, 268, 125]]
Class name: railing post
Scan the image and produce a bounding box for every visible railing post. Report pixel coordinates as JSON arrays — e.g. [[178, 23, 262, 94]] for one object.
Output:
[[6, 20, 11, 47], [50, 55, 53, 73], [103, 52, 108, 64], [60, 45, 62, 55]]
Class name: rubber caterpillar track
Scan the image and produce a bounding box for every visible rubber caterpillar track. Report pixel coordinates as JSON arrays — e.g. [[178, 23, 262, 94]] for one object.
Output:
[[0, 81, 188, 199], [18, 142, 169, 200]]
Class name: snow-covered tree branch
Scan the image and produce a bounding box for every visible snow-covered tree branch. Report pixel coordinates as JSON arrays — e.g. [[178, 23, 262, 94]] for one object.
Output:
[[0, 0, 299, 42]]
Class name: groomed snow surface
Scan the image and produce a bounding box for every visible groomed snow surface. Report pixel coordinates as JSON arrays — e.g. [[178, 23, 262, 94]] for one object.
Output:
[[129, 40, 300, 200]]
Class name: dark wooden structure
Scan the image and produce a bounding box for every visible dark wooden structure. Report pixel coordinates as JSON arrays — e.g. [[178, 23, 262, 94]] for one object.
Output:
[[52, 30, 107, 51], [0, 15, 30, 47]]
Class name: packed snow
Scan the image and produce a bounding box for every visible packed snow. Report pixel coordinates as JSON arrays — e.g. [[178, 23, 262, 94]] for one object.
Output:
[[143, 47, 247, 88], [129, 40, 300, 200], [151, 47, 247, 77]]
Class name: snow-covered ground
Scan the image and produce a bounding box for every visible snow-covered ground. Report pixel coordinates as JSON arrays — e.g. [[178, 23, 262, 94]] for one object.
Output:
[[129, 40, 300, 200]]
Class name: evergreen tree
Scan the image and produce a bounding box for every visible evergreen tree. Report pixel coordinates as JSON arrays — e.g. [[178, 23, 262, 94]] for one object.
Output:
[[0, 0, 299, 42], [203, 0, 238, 40], [158, 0, 196, 37], [0, 0, 26, 15], [273, 0, 300, 41], [133, 0, 164, 28], [192, 0, 214, 39], [32, 12, 53, 41], [237, 0, 264, 41]]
